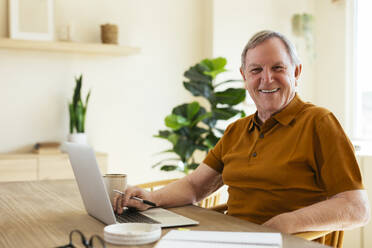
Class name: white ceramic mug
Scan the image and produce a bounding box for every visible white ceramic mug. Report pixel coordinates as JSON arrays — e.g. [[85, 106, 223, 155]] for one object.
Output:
[[103, 174, 127, 206]]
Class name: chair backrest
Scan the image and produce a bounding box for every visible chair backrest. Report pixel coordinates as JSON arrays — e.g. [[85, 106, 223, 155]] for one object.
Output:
[[137, 179, 178, 191], [136, 178, 221, 208], [209, 203, 344, 248]]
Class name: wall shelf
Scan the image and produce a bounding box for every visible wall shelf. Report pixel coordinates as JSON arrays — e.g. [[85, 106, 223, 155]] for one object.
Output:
[[0, 38, 140, 56]]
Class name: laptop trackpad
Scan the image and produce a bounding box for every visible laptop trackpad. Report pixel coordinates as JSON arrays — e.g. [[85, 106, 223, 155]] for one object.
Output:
[[141, 208, 198, 227]]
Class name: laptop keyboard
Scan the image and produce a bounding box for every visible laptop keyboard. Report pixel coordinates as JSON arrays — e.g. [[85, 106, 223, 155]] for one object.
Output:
[[115, 209, 160, 224]]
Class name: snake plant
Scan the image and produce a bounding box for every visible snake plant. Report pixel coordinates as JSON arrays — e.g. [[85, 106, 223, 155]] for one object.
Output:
[[69, 75, 91, 133]]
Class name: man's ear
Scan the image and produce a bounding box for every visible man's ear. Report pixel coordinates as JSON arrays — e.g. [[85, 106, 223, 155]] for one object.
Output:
[[294, 64, 302, 86], [240, 67, 246, 81]]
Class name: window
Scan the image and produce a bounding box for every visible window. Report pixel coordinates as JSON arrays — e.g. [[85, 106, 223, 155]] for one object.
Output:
[[354, 0, 372, 139]]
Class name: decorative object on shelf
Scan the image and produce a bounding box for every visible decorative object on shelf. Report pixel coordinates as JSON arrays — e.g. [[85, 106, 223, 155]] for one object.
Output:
[[100, 24, 118, 44], [33, 142, 61, 154], [291, 13, 315, 58], [153, 57, 246, 174], [57, 23, 73, 42], [68, 75, 91, 144], [8, 0, 54, 41]]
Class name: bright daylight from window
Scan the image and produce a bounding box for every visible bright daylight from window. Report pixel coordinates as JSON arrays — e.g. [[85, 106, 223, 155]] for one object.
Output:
[[355, 0, 372, 139]]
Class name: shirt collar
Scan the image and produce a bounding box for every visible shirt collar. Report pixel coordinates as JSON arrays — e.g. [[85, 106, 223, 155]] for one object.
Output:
[[248, 112, 261, 132], [272, 94, 305, 126]]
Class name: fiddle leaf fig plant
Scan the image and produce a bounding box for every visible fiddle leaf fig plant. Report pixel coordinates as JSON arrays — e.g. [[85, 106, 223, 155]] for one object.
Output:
[[69, 75, 91, 133], [153, 57, 246, 174]]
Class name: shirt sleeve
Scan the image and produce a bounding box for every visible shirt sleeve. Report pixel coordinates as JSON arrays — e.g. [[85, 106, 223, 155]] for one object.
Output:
[[203, 123, 235, 173], [315, 112, 364, 197]]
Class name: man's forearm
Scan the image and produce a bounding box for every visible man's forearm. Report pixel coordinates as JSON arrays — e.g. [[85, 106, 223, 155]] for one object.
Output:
[[150, 177, 197, 207], [264, 190, 370, 233], [149, 163, 223, 208]]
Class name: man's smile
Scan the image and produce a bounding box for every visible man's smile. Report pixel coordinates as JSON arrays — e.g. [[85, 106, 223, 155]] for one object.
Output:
[[259, 88, 280, 93]]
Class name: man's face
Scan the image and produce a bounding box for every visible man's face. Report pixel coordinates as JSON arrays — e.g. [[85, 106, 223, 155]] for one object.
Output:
[[240, 37, 301, 121]]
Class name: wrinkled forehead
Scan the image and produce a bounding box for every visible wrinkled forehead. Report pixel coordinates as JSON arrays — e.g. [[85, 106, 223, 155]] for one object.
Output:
[[245, 37, 294, 67]]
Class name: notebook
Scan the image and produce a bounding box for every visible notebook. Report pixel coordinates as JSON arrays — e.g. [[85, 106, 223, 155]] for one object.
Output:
[[154, 230, 282, 248], [62, 142, 199, 228]]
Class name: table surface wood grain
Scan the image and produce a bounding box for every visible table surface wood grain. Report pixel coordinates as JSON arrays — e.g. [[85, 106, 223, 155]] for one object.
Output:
[[0, 180, 329, 248]]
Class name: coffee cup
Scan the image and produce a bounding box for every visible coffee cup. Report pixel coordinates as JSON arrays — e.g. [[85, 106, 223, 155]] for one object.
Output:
[[103, 174, 127, 206]]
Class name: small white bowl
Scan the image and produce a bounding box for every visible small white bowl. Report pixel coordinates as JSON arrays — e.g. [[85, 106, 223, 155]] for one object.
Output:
[[104, 223, 161, 245]]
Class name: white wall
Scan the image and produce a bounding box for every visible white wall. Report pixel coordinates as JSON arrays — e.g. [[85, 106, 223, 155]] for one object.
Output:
[[0, 0, 213, 184], [313, 0, 350, 131]]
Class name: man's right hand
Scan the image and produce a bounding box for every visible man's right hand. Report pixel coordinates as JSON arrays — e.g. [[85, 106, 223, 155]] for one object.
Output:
[[113, 186, 154, 214]]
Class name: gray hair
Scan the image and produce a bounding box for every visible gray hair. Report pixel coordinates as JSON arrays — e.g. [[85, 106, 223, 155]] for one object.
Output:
[[241, 30, 301, 70]]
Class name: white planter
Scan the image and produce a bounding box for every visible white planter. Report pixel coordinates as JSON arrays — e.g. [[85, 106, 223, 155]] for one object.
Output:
[[68, 133, 87, 144]]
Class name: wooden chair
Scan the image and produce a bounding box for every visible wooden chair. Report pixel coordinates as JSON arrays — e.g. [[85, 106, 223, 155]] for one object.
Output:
[[136, 178, 221, 208], [209, 203, 344, 248]]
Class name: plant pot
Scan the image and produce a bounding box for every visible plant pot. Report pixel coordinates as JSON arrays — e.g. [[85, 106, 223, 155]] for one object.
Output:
[[68, 133, 87, 144]]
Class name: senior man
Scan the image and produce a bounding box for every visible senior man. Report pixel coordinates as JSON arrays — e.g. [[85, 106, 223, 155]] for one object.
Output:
[[114, 30, 370, 234]]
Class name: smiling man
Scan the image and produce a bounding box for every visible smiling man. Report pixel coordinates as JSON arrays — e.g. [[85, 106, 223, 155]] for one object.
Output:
[[114, 30, 370, 237]]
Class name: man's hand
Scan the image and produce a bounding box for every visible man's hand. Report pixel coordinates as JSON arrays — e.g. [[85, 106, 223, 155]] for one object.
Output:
[[262, 212, 295, 233], [113, 186, 154, 214]]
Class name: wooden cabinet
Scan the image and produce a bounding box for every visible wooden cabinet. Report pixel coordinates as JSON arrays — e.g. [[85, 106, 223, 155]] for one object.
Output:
[[0, 152, 107, 181], [0, 154, 38, 181]]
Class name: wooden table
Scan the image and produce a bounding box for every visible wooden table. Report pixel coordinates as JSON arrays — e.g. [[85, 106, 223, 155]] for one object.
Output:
[[0, 180, 329, 248]]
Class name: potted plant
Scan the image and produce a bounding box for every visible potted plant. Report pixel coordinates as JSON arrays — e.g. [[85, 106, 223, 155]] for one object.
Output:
[[153, 57, 246, 174], [68, 74, 91, 144]]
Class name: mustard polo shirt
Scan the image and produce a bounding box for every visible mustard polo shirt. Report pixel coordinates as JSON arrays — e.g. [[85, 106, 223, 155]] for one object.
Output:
[[203, 94, 363, 224]]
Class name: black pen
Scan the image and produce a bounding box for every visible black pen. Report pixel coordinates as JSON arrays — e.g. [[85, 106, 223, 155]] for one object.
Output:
[[113, 189, 157, 207]]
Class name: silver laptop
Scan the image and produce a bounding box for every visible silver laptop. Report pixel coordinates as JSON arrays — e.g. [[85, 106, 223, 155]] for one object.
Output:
[[62, 142, 199, 228]]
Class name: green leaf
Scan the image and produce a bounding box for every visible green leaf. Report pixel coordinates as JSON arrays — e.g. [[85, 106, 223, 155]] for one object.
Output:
[[167, 133, 179, 146], [215, 88, 246, 105], [174, 136, 196, 161], [201, 57, 227, 71], [75, 101, 85, 132], [183, 81, 213, 99], [73, 75, 82, 108], [201, 57, 227, 79], [204, 68, 227, 79], [152, 158, 180, 168], [212, 57, 227, 69], [68, 103, 75, 133], [152, 149, 175, 155], [154, 130, 172, 139], [214, 79, 243, 88], [204, 132, 220, 149], [212, 107, 240, 120], [187, 102, 200, 120], [189, 126, 208, 138], [191, 112, 212, 126], [184, 64, 212, 83], [172, 104, 188, 118], [200, 59, 214, 70], [172, 103, 207, 122], [202, 116, 217, 128], [160, 165, 178, 171], [165, 114, 190, 130], [186, 163, 199, 170]]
